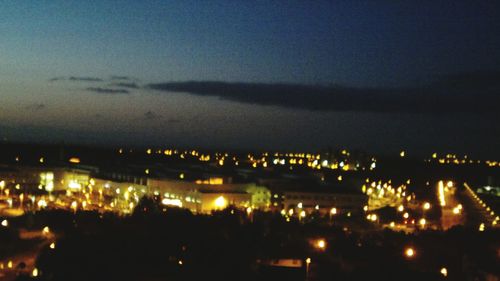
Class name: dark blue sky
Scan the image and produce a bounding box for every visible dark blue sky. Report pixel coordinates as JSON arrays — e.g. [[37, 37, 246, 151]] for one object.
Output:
[[3, 1, 499, 86], [1, 1, 500, 156]]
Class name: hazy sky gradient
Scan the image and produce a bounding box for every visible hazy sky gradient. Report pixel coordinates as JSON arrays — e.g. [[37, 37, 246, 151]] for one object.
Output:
[[1, 1, 500, 156]]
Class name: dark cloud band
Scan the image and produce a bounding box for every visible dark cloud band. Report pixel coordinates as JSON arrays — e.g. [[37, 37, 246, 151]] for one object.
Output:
[[147, 71, 500, 113], [86, 87, 130, 94]]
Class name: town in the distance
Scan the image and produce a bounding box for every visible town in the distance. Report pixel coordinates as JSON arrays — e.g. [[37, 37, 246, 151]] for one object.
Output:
[[0, 142, 498, 281]]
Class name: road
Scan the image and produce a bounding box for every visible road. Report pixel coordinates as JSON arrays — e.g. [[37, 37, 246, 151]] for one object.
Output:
[[462, 183, 498, 228], [0, 229, 55, 280], [438, 181, 465, 230]]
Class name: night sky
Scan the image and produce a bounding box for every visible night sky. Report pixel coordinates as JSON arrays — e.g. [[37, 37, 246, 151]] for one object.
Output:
[[1, 1, 500, 156]]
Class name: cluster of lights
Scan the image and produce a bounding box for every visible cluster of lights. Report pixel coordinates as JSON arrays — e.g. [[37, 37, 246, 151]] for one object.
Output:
[[427, 153, 500, 168], [464, 183, 498, 228], [279, 205, 339, 222], [125, 147, 374, 173], [452, 204, 463, 215], [366, 213, 378, 222], [363, 179, 411, 210], [0, 175, 151, 215]]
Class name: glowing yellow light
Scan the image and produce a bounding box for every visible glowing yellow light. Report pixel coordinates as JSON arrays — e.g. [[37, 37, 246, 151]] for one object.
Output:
[[403, 212, 409, 219], [42, 226, 50, 234], [179, 173, 184, 179], [32, 268, 38, 277], [7, 260, 13, 268], [1, 219, 8, 227], [71, 201, 78, 210], [39, 157, 44, 163], [440, 267, 448, 277], [400, 151, 405, 157], [306, 257, 311, 264], [68, 180, 82, 190], [423, 202, 431, 210], [419, 218, 426, 226], [50, 242, 56, 249], [398, 205, 404, 212], [38, 199, 47, 208], [214, 196, 227, 209], [337, 175, 342, 181], [479, 223, 485, 232], [316, 239, 326, 249], [438, 181, 446, 206], [330, 207, 337, 215], [69, 157, 80, 164], [390, 221, 395, 228], [446, 181, 453, 188], [300, 210, 306, 218], [404, 247, 415, 258], [178, 260, 183, 265]]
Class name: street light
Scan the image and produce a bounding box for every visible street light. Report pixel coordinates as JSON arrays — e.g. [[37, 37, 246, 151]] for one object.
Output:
[[440, 267, 448, 277], [305, 257, 311, 280], [315, 239, 326, 250], [423, 202, 431, 210], [404, 247, 415, 258]]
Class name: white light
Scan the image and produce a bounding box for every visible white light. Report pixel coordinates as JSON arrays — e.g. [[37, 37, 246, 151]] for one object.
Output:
[[214, 196, 227, 208], [438, 181, 446, 206], [162, 198, 183, 207], [440, 267, 448, 277], [38, 199, 48, 208], [68, 181, 82, 190], [405, 247, 415, 258]]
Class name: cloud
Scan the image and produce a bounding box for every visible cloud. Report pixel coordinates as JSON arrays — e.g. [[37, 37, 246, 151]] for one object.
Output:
[[112, 82, 139, 89], [147, 71, 500, 113], [69, 76, 103, 82], [86, 87, 130, 94], [111, 76, 131, 81], [49, 76, 103, 82], [48, 77, 64, 82], [25, 103, 46, 111]]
